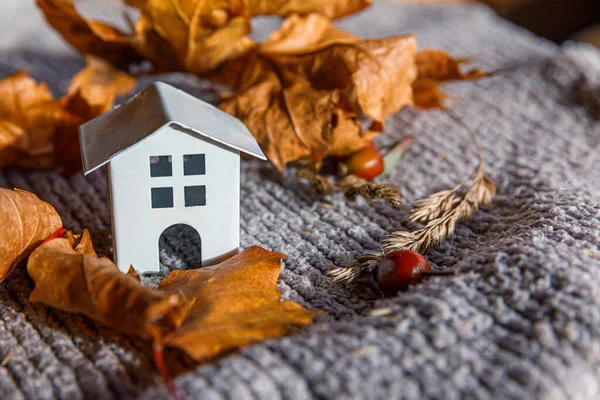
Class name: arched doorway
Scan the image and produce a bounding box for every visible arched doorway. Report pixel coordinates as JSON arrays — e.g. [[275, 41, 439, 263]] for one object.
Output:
[[158, 224, 202, 271]]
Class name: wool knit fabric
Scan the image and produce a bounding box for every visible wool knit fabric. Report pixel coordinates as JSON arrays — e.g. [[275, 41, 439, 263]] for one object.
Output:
[[1, 1, 600, 399]]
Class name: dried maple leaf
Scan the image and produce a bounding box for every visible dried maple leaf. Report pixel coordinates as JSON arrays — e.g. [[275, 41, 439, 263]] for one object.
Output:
[[158, 246, 315, 362], [247, 0, 372, 18], [219, 14, 417, 171], [27, 232, 182, 340], [67, 56, 137, 115], [0, 188, 62, 282], [416, 49, 484, 81], [53, 57, 136, 173], [127, 0, 257, 74], [220, 67, 368, 171], [36, 0, 143, 70], [38, 0, 370, 75], [0, 71, 64, 169], [412, 79, 450, 110], [36, 1, 487, 173], [413, 49, 486, 109], [0, 59, 134, 173], [261, 14, 418, 124]]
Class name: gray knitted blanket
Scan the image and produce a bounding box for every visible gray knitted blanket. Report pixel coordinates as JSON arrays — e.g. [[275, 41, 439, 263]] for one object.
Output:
[[2, 1, 600, 399]]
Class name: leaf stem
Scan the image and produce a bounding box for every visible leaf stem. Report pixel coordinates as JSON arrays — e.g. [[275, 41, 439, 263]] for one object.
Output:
[[421, 270, 457, 277], [40, 227, 67, 246], [154, 343, 182, 400]]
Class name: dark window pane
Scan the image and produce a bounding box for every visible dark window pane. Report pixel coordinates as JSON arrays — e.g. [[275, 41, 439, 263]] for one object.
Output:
[[183, 154, 205, 176], [151, 187, 174, 208], [150, 155, 172, 177], [185, 185, 206, 207]]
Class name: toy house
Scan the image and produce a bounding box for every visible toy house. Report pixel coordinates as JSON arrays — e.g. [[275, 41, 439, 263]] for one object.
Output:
[[79, 82, 266, 273]]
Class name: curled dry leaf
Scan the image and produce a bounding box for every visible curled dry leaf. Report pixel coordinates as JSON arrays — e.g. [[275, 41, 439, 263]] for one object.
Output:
[[67, 228, 98, 257], [220, 72, 369, 171], [35, 0, 144, 70], [0, 71, 63, 169], [158, 246, 315, 362], [413, 49, 487, 109], [127, 265, 140, 281], [412, 79, 451, 110], [128, 0, 257, 74], [260, 14, 417, 127], [27, 232, 182, 340], [37, 1, 488, 174], [0, 58, 134, 172], [37, 0, 370, 75], [54, 56, 136, 172], [67, 56, 137, 115], [247, 0, 372, 18], [0, 188, 62, 282], [220, 14, 417, 171], [27, 241, 312, 363], [416, 49, 485, 81]]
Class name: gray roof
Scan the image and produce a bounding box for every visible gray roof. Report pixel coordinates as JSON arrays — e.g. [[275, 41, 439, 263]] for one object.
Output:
[[79, 82, 266, 174]]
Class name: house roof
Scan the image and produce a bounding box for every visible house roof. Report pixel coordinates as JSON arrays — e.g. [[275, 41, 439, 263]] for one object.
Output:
[[79, 82, 266, 174]]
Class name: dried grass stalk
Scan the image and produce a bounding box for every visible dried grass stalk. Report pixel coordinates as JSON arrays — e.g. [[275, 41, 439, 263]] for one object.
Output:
[[382, 162, 495, 255], [328, 252, 382, 283], [329, 113, 496, 284], [338, 174, 402, 207], [295, 159, 335, 195]]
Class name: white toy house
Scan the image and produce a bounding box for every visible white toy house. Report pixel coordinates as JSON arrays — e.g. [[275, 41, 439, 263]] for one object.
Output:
[[79, 82, 266, 273]]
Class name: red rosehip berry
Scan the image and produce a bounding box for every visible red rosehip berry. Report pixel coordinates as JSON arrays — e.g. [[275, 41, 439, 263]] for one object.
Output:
[[376, 250, 456, 294], [376, 250, 431, 294], [343, 146, 384, 180]]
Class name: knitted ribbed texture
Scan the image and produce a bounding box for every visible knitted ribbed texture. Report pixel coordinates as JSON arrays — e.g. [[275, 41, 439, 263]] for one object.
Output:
[[1, 1, 600, 399]]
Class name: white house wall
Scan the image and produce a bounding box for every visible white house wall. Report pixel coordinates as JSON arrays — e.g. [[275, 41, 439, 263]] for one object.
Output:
[[108, 124, 240, 273]]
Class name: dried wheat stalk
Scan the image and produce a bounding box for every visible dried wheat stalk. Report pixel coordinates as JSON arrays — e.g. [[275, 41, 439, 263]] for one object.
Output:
[[329, 113, 496, 284], [328, 251, 383, 283], [338, 174, 402, 207], [295, 159, 335, 195], [381, 162, 495, 255], [295, 158, 402, 206]]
